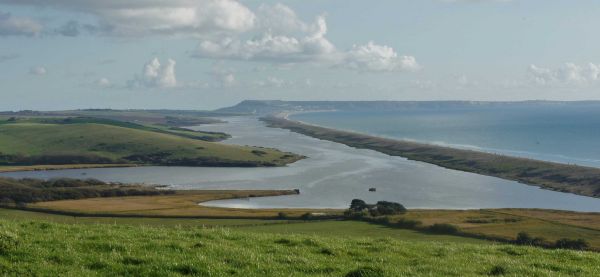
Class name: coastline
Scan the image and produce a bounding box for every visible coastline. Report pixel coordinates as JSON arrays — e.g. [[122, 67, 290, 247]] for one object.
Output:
[[261, 115, 600, 199]]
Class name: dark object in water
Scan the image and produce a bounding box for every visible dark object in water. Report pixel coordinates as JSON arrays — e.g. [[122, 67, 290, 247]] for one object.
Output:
[[293, 189, 300, 194], [368, 188, 376, 192]]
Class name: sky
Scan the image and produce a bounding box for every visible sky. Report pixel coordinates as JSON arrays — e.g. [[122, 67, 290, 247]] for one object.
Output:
[[2, 0, 600, 110]]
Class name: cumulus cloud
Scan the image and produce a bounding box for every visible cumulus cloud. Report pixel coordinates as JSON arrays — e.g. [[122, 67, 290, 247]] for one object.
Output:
[[253, 76, 287, 88], [95, 77, 112, 88], [128, 57, 177, 88], [3, 1, 418, 74], [1, 0, 255, 37], [0, 11, 42, 36], [344, 41, 420, 72], [194, 14, 335, 63], [29, 66, 47, 75], [194, 4, 417, 73], [528, 63, 600, 86]]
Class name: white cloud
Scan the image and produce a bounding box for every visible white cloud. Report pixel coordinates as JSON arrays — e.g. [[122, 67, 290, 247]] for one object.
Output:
[[0, 11, 42, 36], [528, 63, 600, 86], [193, 5, 417, 73], [344, 41, 420, 72], [95, 77, 112, 88], [29, 66, 47, 75], [1, 0, 255, 37], [194, 14, 335, 63], [4, 1, 419, 74], [253, 76, 287, 88], [128, 57, 177, 89]]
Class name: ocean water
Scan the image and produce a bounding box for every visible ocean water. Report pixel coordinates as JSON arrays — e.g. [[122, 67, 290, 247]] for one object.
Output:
[[292, 104, 600, 168]]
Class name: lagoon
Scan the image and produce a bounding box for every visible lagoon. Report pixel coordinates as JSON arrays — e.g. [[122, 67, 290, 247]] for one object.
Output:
[[3, 116, 600, 211]]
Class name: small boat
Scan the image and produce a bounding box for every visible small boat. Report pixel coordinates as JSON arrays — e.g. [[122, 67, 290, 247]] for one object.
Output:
[[368, 188, 376, 192]]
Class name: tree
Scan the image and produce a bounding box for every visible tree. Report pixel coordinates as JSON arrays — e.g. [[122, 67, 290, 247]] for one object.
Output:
[[350, 199, 368, 211], [375, 201, 406, 215]]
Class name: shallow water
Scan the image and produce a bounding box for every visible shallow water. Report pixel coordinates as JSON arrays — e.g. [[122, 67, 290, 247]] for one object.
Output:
[[3, 116, 600, 211]]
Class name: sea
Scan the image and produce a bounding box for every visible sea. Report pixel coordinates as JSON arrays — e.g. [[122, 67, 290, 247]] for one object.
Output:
[[291, 103, 600, 168]]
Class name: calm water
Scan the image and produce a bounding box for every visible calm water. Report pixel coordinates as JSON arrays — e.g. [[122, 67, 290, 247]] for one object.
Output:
[[2, 116, 600, 211], [292, 104, 600, 168]]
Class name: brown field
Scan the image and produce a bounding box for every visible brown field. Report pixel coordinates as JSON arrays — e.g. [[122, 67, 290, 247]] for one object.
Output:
[[23, 188, 600, 250], [29, 190, 341, 218], [0, 164, 137, 173], [392, 209, 600, 250]]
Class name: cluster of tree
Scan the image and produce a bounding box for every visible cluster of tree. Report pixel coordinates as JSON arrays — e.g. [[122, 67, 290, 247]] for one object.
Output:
[[0, 177, 174, 205], [346, 199, 407, 217], [516, 232, 589, 250]]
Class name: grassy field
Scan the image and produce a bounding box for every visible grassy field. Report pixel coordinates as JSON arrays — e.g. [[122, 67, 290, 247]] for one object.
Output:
[[0, 208, 486, 244], [28, 190, 337, 218], [0, 121, 302, 167], [0, 217, 599, 276], [0, 116, 230, 141], [25, 189, 600, 250], [386, 209, 600, 250], [263, 116, 600, 198]]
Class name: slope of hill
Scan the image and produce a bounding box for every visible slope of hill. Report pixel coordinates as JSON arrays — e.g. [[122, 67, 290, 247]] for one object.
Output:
[[0, 218, 597, 276], [0, 122, 302, 167]]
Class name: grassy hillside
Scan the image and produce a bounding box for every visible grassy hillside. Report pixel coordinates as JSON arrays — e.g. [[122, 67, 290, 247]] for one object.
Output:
[[0, 122, 302, 167], [0, 116, 230, 141], [0, 218, 598, 276]]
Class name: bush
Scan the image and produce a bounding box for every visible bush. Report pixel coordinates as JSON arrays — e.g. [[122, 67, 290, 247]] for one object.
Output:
[[515, 232, 546, 246], [300, 213, 313, 221], [555, 238, 589, 250], [277, 212, 287, 219], [515, 232, 532, 245], [393, 218, 422, 228], [374, 201, 406, 215], [427, 223, 459, 234], [343, 209, 368, 219]]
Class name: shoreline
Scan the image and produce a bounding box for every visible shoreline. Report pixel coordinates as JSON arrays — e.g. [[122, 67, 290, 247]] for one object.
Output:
[[0, 164, 140, 173], [261, 115, 600, 199], [23, 189, 341, 219]]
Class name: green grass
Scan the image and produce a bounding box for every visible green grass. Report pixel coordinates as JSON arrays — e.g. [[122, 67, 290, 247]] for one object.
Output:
[[0, 122, 302, 167], [0, 208, 277, 227], [1, 116, 229, 141], [0, 217, 598, 276], [239, 220, 487, 244]]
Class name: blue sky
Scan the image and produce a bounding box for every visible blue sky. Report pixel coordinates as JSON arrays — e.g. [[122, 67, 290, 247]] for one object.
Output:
[[1, 0, 600, 110]]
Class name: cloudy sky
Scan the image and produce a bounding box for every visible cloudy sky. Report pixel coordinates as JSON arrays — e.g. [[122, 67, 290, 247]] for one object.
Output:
[[2, 0, 600, 110]]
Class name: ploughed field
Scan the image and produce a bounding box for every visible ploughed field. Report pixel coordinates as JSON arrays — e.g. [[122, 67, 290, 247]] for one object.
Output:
[[0, 117, 303, 168]]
